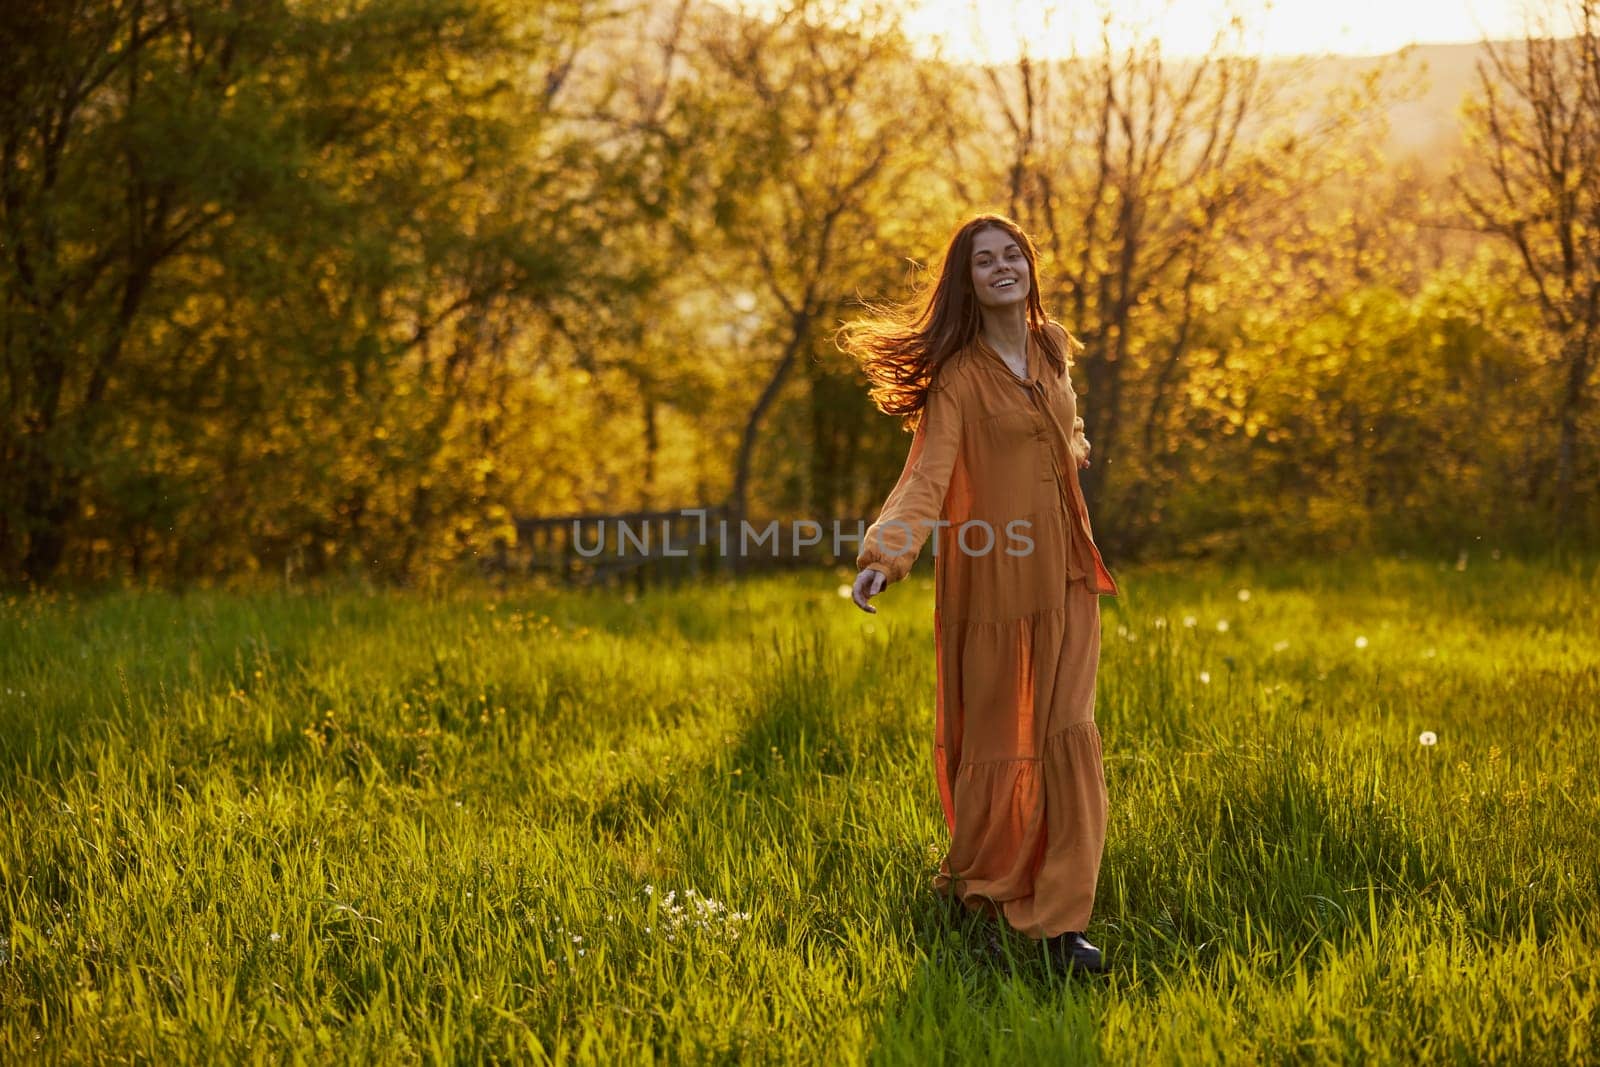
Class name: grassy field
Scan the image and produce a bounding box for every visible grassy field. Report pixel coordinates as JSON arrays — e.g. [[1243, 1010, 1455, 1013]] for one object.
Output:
[[2, 552, 1598, 1063]]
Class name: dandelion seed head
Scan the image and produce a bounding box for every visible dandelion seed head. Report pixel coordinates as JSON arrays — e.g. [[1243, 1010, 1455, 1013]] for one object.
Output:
[[1355, 635, 1369, 649], [1183, 615, 1197, 628], [1418, 731, 1438, 746], [1216, 620, 1230, 633], [1199, 671, 1211, 684], [1237, 589, 1251, 602], [1272, 640, 1290, 652], [837, 584, 853, 598]]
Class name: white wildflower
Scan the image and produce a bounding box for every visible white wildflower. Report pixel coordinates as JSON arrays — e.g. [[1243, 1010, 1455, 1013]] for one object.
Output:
[[640, 885, 749, 944], [1199, 671, 1211, 684], [1355, 635, 1368, 649], [1216, 620, 1230, 633], [1418, 731, 1438, 747]]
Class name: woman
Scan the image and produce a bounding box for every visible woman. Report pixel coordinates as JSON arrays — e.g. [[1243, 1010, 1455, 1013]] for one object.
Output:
[[839, 213, 1119, 974]]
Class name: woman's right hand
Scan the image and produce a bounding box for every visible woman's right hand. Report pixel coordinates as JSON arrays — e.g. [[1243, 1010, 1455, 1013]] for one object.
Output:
[[852, 567, 887, 613]]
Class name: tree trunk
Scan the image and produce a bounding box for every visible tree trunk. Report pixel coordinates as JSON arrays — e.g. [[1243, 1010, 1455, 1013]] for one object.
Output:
[[1554, 332, 1593, 525], [728, 309, 810, 571]]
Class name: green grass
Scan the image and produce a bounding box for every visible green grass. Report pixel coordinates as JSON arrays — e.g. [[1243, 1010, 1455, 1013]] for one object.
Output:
[[2, 552, 1598, 1063]]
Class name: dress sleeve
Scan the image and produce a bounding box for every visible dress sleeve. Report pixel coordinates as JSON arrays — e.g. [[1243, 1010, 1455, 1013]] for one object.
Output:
[[856, 375, 964, 587], [1048, 321, 1090, 463]]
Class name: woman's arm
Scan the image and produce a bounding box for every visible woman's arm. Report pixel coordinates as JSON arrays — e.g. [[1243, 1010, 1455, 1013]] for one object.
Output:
[[855, 374, 964, 589], [1047, 321, 1092, 469]]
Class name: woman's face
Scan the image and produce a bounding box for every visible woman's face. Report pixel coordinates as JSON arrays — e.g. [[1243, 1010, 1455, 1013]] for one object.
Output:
[[969, 227, 1031, 312]]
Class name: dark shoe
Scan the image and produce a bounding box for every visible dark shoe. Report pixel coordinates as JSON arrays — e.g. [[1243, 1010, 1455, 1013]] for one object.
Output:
[[1048, 931, 1105, 974]]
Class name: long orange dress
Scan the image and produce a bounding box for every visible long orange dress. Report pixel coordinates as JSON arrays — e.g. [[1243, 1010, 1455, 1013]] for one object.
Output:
[[856, 320, 1119, 939]]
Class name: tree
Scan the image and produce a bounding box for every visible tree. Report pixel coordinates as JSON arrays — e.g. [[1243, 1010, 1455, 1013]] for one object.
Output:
[[0, 0, 628, 585], [667, 0, 957, 548], [1456, 1, 1600, 526], [948, 7, 1401, 552]]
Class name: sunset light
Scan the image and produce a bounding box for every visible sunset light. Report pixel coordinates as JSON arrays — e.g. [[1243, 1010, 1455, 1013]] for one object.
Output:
[[7, 1, 1598, 1058], [897, 0, 1539, 62]]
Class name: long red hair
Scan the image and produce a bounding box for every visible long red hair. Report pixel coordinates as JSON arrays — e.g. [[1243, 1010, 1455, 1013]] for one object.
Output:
[[836, 214, 1077, 429]]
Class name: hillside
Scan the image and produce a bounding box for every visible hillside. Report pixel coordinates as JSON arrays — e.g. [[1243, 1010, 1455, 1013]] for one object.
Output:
[[1280, 41, 1496, 160]]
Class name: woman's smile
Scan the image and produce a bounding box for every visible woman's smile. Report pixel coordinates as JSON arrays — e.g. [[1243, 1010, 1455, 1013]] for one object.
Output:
[[971, 227, 1031, 306]]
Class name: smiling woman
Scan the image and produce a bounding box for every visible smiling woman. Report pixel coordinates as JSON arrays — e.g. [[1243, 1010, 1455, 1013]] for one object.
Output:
[[835, 213, 1119, 974]]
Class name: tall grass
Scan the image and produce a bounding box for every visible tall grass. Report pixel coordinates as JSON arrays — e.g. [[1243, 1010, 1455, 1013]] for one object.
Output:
[[2, 552, 1598, 1063]]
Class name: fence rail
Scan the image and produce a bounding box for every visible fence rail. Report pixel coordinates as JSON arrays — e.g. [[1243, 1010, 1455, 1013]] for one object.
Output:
[[490, 506, 871, 590]]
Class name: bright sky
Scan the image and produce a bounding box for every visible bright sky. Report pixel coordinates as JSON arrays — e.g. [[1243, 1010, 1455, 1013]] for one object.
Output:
[[887, 1, 1542, 62]]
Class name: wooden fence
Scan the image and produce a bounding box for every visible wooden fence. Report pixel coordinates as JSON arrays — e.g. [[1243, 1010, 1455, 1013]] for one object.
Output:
[[490, 506, 872, 590]]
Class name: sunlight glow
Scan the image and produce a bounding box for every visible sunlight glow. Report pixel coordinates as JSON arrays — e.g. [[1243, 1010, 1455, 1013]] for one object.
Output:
[[899, 1, 1538, 62]]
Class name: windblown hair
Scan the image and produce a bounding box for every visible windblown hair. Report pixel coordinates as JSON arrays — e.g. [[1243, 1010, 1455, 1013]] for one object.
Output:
[[835, 213, 1080, 430]]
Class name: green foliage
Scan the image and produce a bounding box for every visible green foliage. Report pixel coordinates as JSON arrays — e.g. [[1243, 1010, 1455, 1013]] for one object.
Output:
[[2, 556, 1598, 1060], [0, 0, 643, 586], [1165, 252, 1565, 557], [2, 1, 1596, 590]]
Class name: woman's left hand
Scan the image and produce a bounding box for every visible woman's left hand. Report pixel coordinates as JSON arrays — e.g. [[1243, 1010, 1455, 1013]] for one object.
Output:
[[1073, 417, 1091, 469]]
